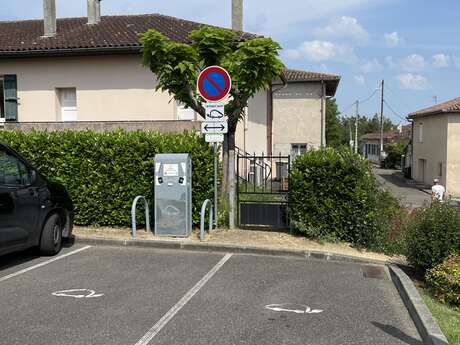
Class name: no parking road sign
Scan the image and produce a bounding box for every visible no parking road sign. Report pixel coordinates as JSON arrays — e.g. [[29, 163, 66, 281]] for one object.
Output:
[[197, 66, 232, 102]]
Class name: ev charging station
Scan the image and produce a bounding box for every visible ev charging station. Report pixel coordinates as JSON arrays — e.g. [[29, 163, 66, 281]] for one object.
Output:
[[154, 154, 192, 237]]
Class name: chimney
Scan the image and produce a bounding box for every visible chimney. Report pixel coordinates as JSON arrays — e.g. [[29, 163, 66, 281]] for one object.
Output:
[[43, 0, 56, 37], [87, 0, 101, 25], [232, 0, 243, 31]]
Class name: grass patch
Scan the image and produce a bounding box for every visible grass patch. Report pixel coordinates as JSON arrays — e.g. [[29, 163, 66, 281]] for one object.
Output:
[[421, 291, 460, 345]]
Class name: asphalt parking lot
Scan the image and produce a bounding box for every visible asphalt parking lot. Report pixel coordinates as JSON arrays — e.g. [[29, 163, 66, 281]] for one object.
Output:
[[0, 244, 422, 345]]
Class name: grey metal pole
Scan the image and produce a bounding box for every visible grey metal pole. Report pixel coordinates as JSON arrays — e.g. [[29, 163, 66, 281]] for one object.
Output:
[[355, 100, 359, 154], [214, 142, 218, 229]]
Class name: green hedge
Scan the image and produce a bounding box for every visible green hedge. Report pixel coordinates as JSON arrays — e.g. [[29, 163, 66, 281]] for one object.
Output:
[[0, 130, 214, 226], [289, 148, 378, 246], [406, 202, 460, 270], [426, 255, 460, 307]]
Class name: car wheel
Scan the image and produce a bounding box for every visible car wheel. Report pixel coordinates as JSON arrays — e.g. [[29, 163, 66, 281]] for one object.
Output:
[[39, 214, 63, 256]]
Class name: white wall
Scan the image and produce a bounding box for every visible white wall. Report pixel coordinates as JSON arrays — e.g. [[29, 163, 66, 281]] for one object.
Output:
[[0, 55, 175, 122], [447, 113, 460, 196], [412, 115, 448, 186], [272, 83, 322, 156]]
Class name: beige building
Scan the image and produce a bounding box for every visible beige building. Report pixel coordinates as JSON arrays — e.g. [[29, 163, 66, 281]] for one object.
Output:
[[408, 97, 460, 197], [0, 3, 340, 158]]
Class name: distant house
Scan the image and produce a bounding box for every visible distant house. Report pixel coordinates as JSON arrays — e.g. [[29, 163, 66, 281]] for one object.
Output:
[[408, 97, 460, 197], [360, 125, 411, 165], [0, 0, 340, 159]]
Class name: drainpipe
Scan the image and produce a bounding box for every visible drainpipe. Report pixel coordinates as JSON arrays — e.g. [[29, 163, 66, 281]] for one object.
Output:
[[43, 0, 56, 38]]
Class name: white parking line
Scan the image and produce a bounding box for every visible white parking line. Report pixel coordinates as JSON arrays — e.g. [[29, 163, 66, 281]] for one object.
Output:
[[134, 253, 233, 345], [0, 245, 91, 283]]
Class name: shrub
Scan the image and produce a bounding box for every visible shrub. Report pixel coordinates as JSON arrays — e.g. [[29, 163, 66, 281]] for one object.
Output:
[[289, 148, 377, 246], [383, 140, 408, 169], [0, 130, 214, 226], [373, 189, 410, 254], [426, 255, 460, 307], [406, 202, 460, 270]]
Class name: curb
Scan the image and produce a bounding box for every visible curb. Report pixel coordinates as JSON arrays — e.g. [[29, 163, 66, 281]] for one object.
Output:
[[389, 265, 450, 345], [72, 235, 389, 266]]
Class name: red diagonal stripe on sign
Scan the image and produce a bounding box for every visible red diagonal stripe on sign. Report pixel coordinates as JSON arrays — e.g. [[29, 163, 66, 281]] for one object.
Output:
[[205, 75, 224, 94]]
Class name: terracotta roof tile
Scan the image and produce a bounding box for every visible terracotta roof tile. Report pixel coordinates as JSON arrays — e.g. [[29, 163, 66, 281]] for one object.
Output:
[[0, 14, 251, 55], [283, 68, 340, 82], [281, 69, 340, 96], [408, 96, 460, 118]]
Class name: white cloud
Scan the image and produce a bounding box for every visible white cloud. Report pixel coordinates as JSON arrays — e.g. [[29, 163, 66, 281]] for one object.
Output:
[[397, 73, 428, 90], [354, 75, 365, 85], [361, 58, 384, 74], [385, 56, 397, 69], [384, 32, 402, 47], [432, 54, 451, 68], [284, 40, 356, 63], [400, 54, 426, 71], [314, 16, 369, 43], [454, 56, 460, 69]]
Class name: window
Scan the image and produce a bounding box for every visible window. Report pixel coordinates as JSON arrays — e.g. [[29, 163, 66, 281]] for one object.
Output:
[[176, 102, 196, 121], [291, 144, 308, 159], [0, 150, 31, 186], [0, 75, 18, 121], [439, 162, 443, 177], [418, 123, 423, 143], [57, 88, 77, 121]]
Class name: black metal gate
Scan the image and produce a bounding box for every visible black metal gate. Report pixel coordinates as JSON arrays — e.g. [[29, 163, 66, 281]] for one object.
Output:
[[237, 152, 290, 230]]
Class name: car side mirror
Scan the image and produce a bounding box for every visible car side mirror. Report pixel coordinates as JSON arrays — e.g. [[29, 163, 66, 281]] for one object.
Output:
[[30, 170, 37, 184]]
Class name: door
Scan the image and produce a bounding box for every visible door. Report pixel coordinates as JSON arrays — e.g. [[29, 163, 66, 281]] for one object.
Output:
[[0, 147, 40, 251], [59, 88, 77, 122], [418, 159, 426, 184]]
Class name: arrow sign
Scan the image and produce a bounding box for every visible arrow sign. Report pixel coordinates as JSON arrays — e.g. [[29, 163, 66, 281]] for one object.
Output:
[[201, 121, 228, 134]]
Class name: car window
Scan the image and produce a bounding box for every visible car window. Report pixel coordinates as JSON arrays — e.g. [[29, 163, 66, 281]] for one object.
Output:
[[0, 149, 31, 186]]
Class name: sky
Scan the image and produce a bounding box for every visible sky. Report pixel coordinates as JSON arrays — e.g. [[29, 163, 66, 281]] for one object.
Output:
[[2, 0, 460, 124]]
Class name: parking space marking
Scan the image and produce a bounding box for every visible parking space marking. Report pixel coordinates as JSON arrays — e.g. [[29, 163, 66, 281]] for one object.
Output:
[[52, 289, 104, 299], [0, 245, 91, 283], [265, 303, 323, 314], [134, 253, 233, 345]]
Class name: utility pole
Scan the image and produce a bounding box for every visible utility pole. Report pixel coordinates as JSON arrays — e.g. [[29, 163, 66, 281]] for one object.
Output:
[[355, 101, 359, 154], [379, 79, 385, 162], [349, 120, 353, 149]]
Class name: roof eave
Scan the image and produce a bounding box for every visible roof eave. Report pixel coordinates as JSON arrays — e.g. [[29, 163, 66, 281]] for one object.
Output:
[[272, 77, 341, 97], [0, 46, 141, 59], [407, 109, 459, 119]]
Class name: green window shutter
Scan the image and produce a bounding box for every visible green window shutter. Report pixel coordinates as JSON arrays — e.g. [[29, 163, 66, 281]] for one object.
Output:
[[4, 75, 18, 121]]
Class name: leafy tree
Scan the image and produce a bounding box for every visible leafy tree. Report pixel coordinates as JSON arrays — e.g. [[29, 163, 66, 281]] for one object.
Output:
[[140, 27, 285, 228], [326, 98, 342, 148]]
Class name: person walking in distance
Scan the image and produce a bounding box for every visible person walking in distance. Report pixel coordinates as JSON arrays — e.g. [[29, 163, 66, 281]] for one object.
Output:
[[431, 178, 446, 203]]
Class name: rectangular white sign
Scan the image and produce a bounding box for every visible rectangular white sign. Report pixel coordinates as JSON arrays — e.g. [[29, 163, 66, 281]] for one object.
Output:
[[163, 164, 179, 177], [205, 134, 224, 143], [205, 102, 225, 122], [201, 121, 228, 134]]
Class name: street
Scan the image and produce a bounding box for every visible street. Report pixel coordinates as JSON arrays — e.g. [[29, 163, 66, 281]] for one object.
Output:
[[0, 244, 422, 345]]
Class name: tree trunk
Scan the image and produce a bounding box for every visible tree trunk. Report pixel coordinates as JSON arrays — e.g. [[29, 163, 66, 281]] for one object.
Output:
[[227, 131, 236, 229]]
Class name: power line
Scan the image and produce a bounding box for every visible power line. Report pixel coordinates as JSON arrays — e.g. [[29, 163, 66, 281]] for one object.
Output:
[[384, 100, 407, 122], [385, 82, 413, 114], [359, 86, 380, 104], [339, 82, 380, 115]]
